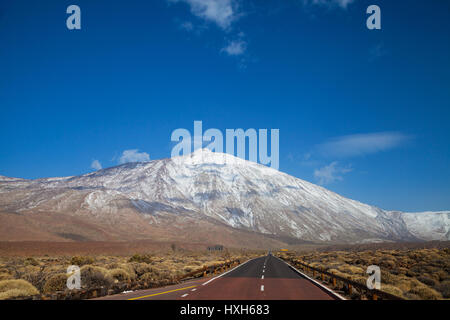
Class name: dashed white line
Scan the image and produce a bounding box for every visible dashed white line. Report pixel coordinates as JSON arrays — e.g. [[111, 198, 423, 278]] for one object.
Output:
[[261, 275, 264, 279], [261, 285, 264, 292], [191, 289, 197, 291], [181, 294, 188, 298], [202, 257, 259, 286]]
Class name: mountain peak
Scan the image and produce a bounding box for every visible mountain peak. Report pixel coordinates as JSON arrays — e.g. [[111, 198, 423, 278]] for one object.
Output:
[[0, 150, 448, 243], [173, 148, 252, 168]]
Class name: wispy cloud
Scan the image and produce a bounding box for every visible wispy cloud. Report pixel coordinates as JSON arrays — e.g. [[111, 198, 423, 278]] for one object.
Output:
[[305, 132, 412, 185], [180, 21, 194, 31], [369, 42, 388, 62], [119, 149, 150, 164], [314, 161, 352, 185], [169, 0, 247, 59], [317, 132, 412, 158], [91, 160, 102, 170], [170, 0, 239, 30], [221, 39, 246, 56], [302, 0, 356, 9]]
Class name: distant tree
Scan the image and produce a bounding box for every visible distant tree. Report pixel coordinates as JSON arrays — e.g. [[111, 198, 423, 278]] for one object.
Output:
[[171, 243, 177, 252]]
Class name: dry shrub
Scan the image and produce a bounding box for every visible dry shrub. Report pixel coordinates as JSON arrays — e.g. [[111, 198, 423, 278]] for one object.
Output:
[[404, 292, 421, 300], [70, 256, 94, 266], [328, 269, 346, 278], [0, 279, 39, 300], [140, 272, 155, 283], [43, 273, 67, 293], [327, 268, 365, 284], [395, 278, 414, 292], [436, 270, 449, 281], [129, 254, 153, 264], [437, 280, 450, 298], [381, 284, 404, 298], [105, 262, 120, 270], [24, 258, 39, 266], [139, 272, 165, 286], [408, 285, 442, 300], [183, 266, 200, 273], [337, 265, 364, 275], [131, 263, 153, 277], [396, 267, 408, 275], [117, 264, 136, 280], [108, 269, 130, 282], [21, 267, 48, 293], [417, 276, 438, 287], [378, 259, 396, 269], [0, 272, 13, 281], [80, 265, 113, 289]]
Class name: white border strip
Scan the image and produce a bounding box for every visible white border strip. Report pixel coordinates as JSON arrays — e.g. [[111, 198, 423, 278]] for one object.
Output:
[[274, 256, 346, 300], [202, 256, 262, 286]]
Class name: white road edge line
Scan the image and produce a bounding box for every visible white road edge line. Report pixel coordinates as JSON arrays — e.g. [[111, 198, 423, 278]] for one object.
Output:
[[181, 294, 188, 297], [202, 256, 262, 286], [261, 285, 264, 291], [274, 256, 346, 300]]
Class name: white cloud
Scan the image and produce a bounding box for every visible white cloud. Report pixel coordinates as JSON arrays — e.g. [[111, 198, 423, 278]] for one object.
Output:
[[302, 0, 355, 9], [314, 161, 352, 185], [170, 0, 238, 30], [119, 149, 150, 164], [91, 160, 102, 171], [221, 39, 246, 56], [317, 132, 411, 158]]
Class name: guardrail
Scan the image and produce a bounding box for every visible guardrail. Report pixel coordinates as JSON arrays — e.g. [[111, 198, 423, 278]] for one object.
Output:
[[279, 255, 403, 300], [7, 258, 243, 300]]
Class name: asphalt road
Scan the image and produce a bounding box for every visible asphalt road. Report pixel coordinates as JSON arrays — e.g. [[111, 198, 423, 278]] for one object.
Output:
[[96, 255, 337, 300]]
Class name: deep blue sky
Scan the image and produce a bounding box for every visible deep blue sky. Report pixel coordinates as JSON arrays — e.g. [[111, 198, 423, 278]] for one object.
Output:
[[1, 0, 449, 212]]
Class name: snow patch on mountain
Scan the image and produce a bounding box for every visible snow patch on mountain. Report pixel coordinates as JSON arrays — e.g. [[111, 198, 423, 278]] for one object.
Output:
[[400, 211, 450, 241]]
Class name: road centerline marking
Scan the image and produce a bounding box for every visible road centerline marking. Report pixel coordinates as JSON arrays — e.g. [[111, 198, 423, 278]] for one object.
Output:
[[261, 285, 264, 292], [202, 256, 261, 286], [127, 285, 197, 300], [181, 294, 188, 298]]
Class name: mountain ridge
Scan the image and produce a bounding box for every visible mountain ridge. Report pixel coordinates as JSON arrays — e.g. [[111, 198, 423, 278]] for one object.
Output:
[[0, 149, 448, 246]]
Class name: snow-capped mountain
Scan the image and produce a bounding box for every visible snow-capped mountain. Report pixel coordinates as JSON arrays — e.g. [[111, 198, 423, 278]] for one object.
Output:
[[0, 149, 448, 245]]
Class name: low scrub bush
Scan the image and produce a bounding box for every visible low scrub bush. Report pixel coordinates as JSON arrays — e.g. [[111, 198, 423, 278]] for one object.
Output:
[[70, 256, 94, 266], [24, 258, 39, 266], [437, 280, 450, 298], [0, 279, 39, 300], [43, 273, 67, 293], [128, 254, 153, 264], [80, 265, 113, 289], [108, 269, 130, 282], [0, 272, 13, 281], [408, 285, 442, 300]]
